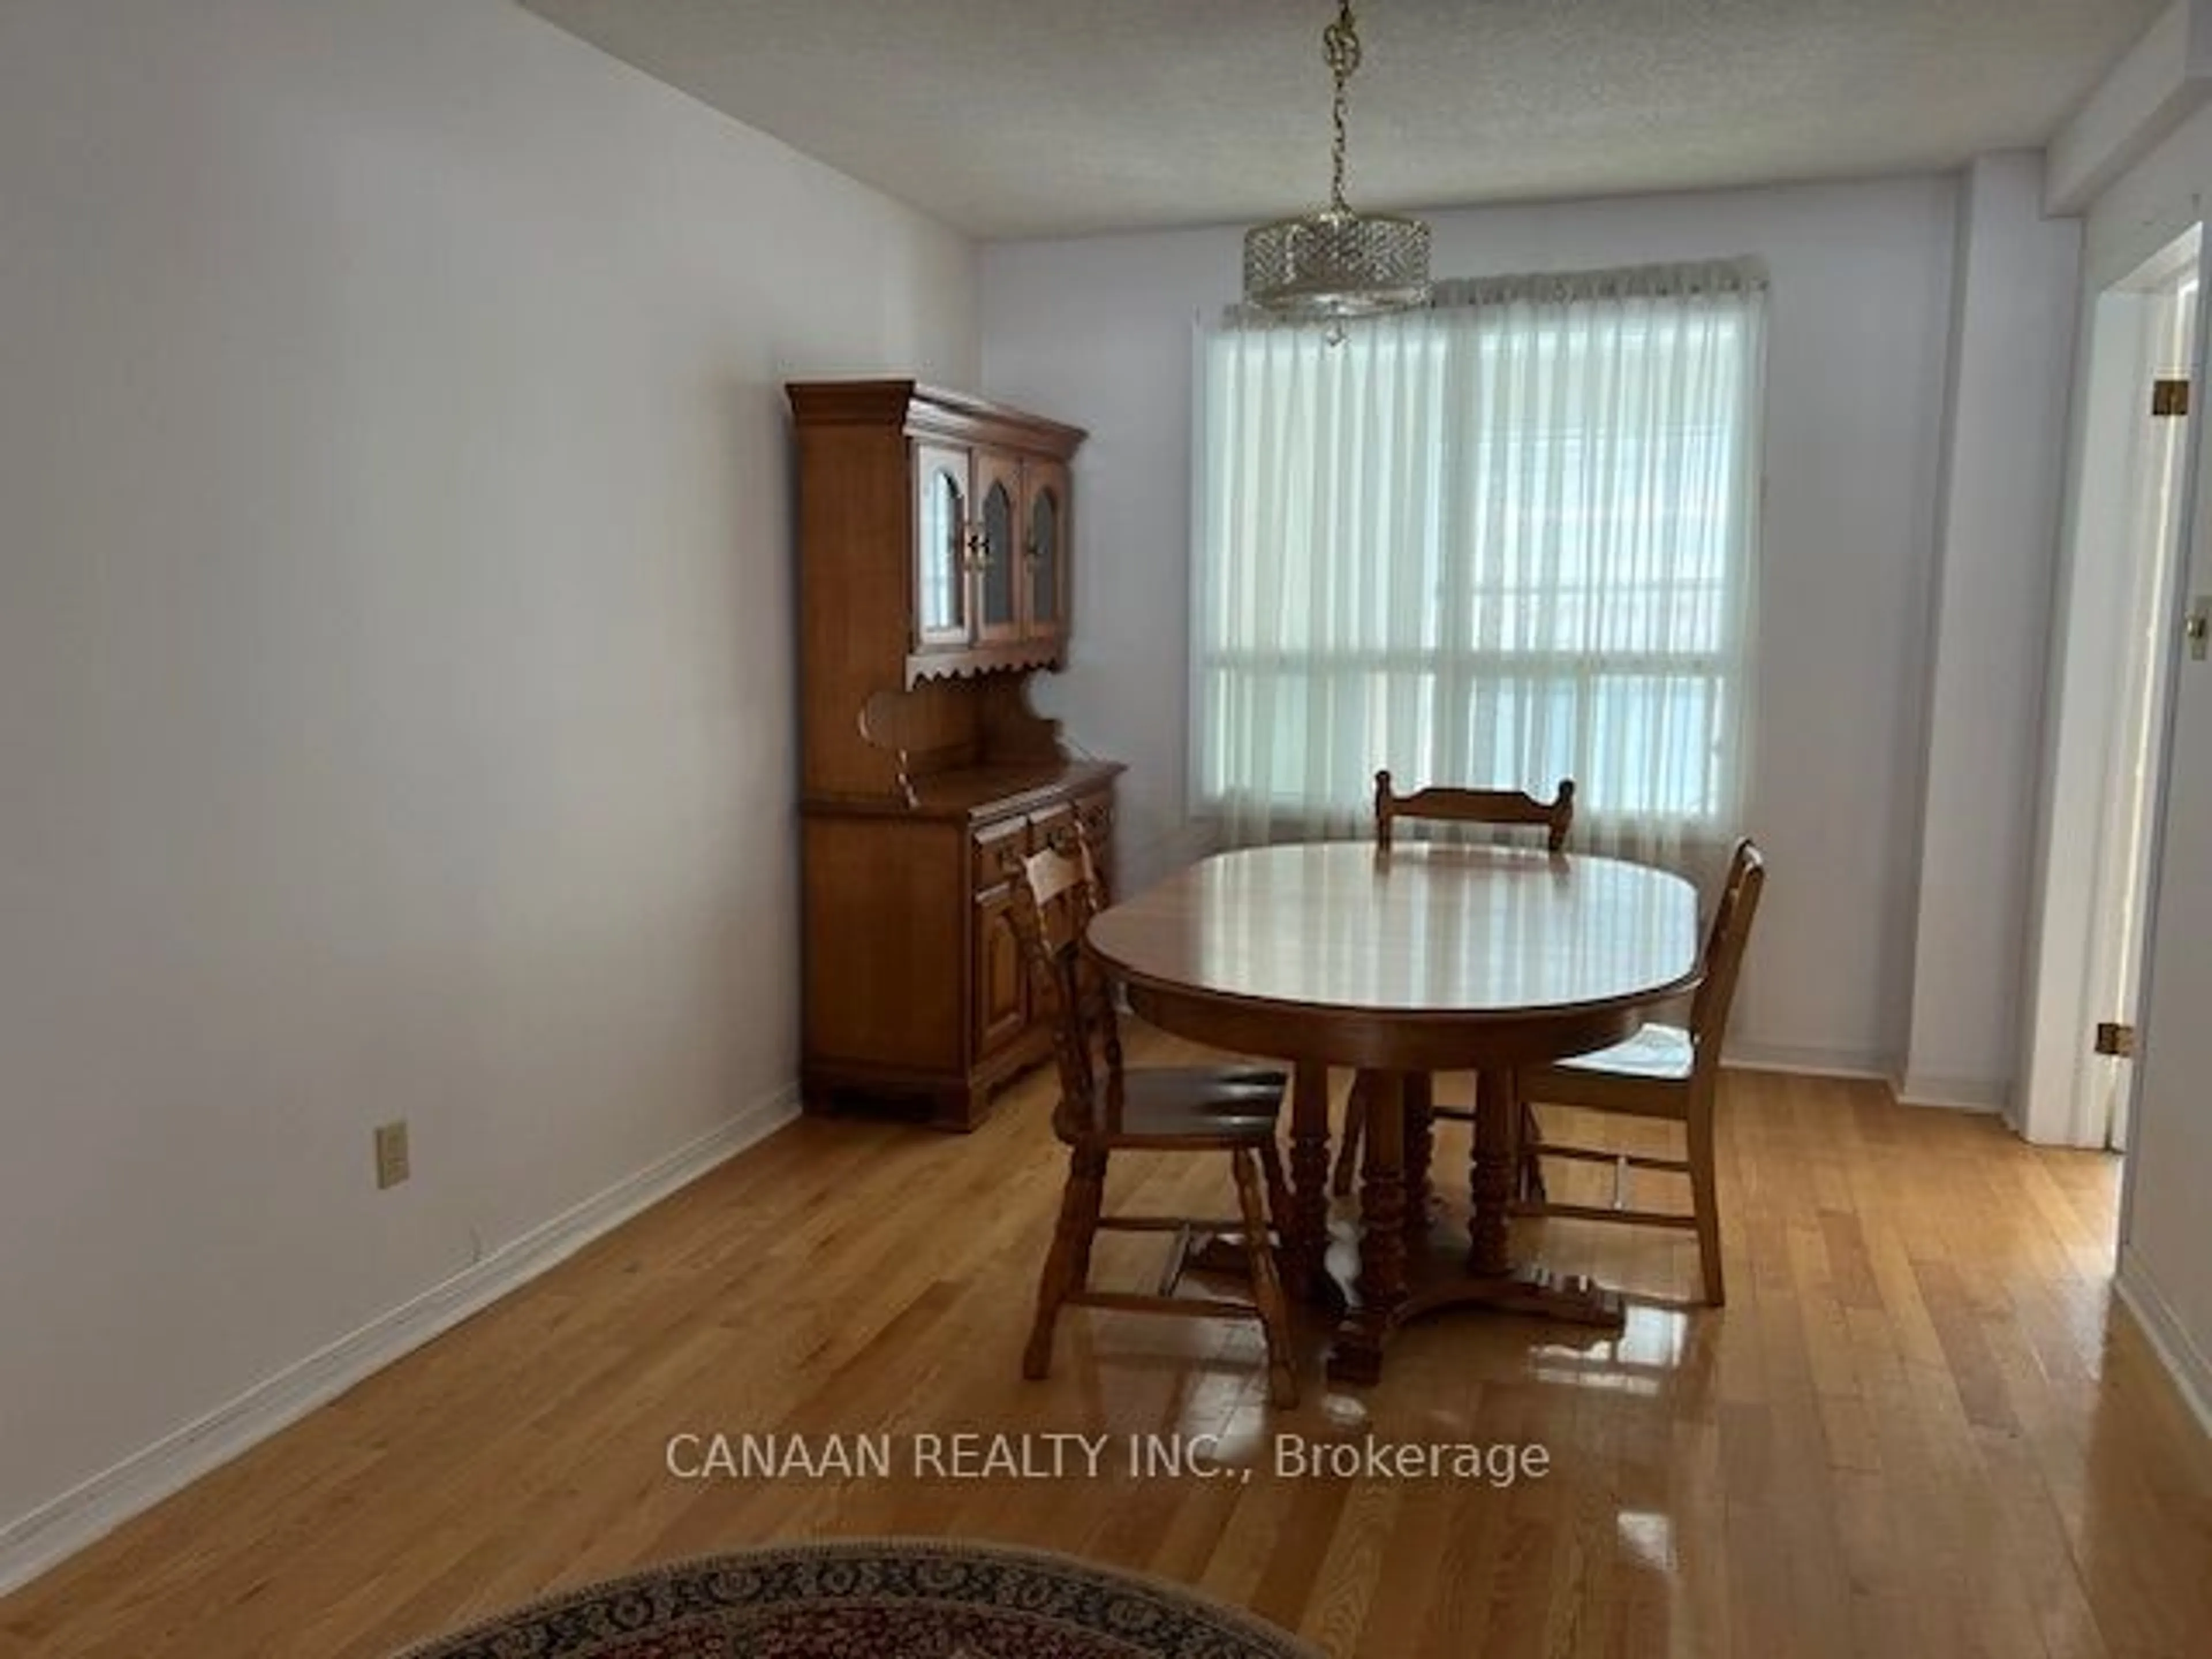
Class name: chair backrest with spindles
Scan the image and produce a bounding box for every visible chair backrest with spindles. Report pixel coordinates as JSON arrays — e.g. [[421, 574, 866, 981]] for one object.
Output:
[[1373, 770, 1576, 853], [1687, 839, 1766, 1073], [1006, 835, 1119, 1141]]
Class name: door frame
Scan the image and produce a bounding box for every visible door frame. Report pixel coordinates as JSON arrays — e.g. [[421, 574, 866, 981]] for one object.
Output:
[[2018, 217, 2207, 1147]]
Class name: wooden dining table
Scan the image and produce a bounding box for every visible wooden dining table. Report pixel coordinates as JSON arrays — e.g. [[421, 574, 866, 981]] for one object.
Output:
[[1083, 840, 1701, 1382]]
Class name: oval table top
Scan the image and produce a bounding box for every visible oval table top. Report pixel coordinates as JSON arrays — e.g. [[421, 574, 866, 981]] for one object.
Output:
[[1084, 842, 1703, 1071], [1084, 840, 1705, 1379]]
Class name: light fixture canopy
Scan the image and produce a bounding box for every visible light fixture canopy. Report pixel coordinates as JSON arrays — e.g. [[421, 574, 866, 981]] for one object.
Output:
[[1243, 1, 1430, 320]]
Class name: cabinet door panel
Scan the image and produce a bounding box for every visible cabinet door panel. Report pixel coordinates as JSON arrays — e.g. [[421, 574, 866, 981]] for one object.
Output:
[[974, 885, 1028, 1057], [914, 444, 973, 649]]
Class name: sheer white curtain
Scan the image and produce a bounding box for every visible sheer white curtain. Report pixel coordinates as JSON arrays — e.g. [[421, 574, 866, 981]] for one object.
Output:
[[1191, 259, 1767, 869]]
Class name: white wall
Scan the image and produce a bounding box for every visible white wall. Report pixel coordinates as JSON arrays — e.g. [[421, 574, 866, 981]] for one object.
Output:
[[0, 0, 974, 1567], [1903, 154, 2082, 1112], [982, 177, 1961, 1075]]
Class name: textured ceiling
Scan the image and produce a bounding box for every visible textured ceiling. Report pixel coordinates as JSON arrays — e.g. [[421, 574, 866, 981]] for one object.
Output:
[[516, 0, 2161, 238]]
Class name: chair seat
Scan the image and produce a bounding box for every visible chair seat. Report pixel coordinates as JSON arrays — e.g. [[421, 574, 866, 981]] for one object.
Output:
[[1080, 1066, 1286, 1146], [1543, 1023, 1693, 1083]]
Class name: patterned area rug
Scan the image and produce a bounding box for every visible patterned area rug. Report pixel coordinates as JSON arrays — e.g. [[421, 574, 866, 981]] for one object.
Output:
[[388, 1537, 1323, 1658]]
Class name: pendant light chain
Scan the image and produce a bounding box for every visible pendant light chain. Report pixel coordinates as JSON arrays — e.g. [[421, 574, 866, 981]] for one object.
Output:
[[1241, 0, 1430, 320], [1324, 3, 1361, 214]]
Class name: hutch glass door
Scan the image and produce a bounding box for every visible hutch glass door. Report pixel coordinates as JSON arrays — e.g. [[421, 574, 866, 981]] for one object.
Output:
[[914, 445, 971, 648], [1028, 479, 1063, 634], [975, 452, 1022, 643]]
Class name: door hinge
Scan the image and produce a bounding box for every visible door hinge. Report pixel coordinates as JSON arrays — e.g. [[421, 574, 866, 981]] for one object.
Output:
[[2094, 1021, 2137, 1058], [2152, 377, 2190, 418]]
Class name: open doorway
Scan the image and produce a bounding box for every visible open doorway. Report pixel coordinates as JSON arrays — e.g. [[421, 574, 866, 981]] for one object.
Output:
[[2021, 225, 2202, 1149]]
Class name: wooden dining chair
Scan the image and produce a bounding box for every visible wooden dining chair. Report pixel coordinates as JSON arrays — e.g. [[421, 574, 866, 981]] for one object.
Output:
[[1513, 838, 1766, 1305], [1373, 769, 1577, 853], [1010, 836, 1300, 1407], [1332, 771, 1577, 1198]]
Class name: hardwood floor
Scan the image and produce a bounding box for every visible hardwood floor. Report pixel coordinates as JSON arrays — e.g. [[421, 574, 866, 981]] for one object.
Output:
[[4, 1032, 2209, 1658]]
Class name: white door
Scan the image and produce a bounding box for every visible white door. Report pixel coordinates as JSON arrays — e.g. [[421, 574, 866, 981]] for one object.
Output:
[[2085, 264, 2196, 1149], [2020, 226, 2202, 1147], [2118, 411, 2212, 1366]]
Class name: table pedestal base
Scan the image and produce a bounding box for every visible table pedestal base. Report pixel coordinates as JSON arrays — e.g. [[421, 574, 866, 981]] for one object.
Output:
[[1164, 1062, 1633, 1386], [1321, 1216, 1626, 1384]]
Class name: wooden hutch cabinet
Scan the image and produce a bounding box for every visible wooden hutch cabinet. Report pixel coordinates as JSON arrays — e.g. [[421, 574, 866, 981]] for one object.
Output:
[[787, 380, 1121, 1130]]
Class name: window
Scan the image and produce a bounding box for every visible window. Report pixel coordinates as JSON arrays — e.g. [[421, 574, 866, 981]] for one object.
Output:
[[1192, 260, 1766, 863]]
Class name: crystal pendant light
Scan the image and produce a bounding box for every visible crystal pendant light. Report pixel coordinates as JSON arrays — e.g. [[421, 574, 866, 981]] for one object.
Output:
[[1243, 1, 1430, 320]]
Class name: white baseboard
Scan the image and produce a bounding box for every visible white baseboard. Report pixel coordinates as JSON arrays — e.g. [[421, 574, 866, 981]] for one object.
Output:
[[1894, 1071, 2008, 1113], [1721, 1043, 1894, 1086], [1721, 1049, 2010, 1118], [2114, 1247, 2212, 1445], [0, 1082, 800, 1599]]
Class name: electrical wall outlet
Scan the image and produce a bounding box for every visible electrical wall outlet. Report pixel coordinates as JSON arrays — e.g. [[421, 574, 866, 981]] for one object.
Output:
[[374, 1120, 411, 1190]]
